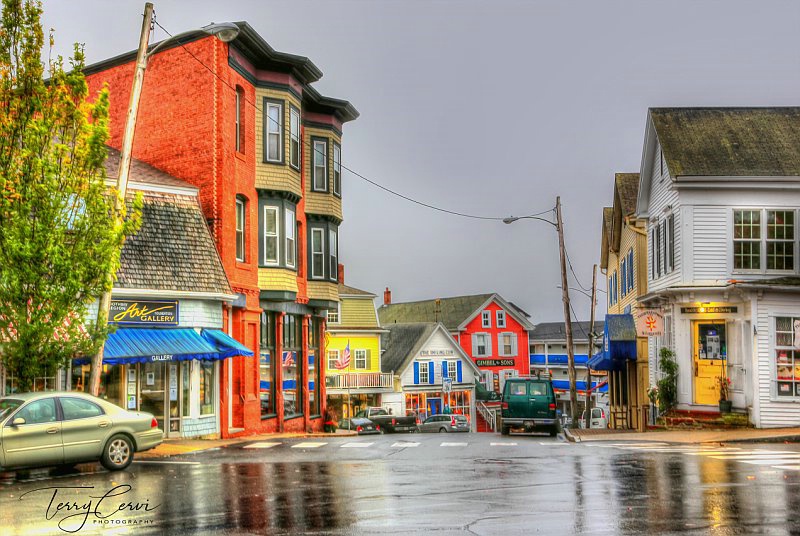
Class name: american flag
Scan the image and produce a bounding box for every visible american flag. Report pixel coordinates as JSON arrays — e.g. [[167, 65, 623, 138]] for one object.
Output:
[[282, 351, 295, 367], [335, 341, 351, 370]]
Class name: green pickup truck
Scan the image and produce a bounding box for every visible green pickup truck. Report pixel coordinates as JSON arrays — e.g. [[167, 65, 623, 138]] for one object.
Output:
[[500, 378, 558, 436]]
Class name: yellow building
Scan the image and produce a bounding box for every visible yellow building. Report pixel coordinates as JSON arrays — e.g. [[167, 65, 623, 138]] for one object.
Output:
[[598, 173, 650, 430], [325, 283, 392, 419]]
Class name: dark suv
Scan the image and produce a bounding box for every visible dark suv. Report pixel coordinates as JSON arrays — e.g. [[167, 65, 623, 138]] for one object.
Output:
[[500, 378, 558, 436]]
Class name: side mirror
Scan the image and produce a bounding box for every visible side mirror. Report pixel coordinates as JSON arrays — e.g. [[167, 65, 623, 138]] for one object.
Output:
[[12, 417, 25, 426]]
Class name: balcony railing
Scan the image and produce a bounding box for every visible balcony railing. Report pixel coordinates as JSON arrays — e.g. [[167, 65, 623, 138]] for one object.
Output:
[[325, 372, 394, 389]]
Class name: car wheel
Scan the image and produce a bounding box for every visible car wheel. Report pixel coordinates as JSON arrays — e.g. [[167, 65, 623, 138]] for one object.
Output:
[[101, 434, 134, 471], [439, 427, 448, 433], [549, 427, 558, 437], [501, 426, 510, 436]]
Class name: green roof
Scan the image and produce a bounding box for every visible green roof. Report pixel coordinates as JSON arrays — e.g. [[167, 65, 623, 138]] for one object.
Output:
[[651, 107, 800, 177], [615, 173, 639, 216], [378, 294, 494, 331]]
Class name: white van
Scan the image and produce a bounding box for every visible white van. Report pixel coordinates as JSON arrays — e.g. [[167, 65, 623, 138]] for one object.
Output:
[[579, 407, 608, 429]]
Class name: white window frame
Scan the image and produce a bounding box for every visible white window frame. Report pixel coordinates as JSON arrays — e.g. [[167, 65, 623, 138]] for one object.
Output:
[[766, 209, 796, 272], [447, 361, 457, 380], [474, 333, 490, 357], [333, 142, 341, 196], [496, 310, 506, 328], [419, 361, 429, 383], [312, 139, 328, 191], [263, 206, 279, 266], [329, 229, 338, 281], [772, 315, 800, 400], [499, 332, 516, 357], [327, 303, 340, 324], [285, 208, 296, 268], [235, 88, 243, 153], [235, 198, 246, 262], [481, 311, 491, 328], [265, 101, 282, 163], [733, 208, 798, 274], [311, 228, 325, 279], [289, 107, 300, 169], [354, 349, 367, 370], [327, 349, 339, 371]]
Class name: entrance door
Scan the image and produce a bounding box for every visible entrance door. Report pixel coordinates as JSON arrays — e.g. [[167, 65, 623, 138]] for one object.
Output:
[[140, 362, 166, 431], [693, 321, 727, 405], [428, 398, 442, 416]]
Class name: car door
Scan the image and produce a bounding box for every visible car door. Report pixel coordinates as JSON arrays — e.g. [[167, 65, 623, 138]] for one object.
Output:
[[505, 381, 528, 419], [58, 397, 110, 463], [420, 416, 436, 432], [528, 382, 550, 419], [2, 397, 63, 469]]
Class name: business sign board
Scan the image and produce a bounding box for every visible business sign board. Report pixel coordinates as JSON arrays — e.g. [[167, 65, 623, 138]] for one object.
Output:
[[635, 309, 664, 337], [475, 359, 515, 367], [110, 300, 179, 325], [680, 306, 738, 314]]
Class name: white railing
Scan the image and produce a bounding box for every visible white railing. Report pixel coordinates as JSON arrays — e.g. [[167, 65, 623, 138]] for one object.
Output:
[[325, 372, 393, 389], [477, 401, 497, 432]]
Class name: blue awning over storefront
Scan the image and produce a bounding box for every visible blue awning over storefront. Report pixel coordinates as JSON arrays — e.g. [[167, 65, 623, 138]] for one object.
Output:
[[530, 354, 589, 365], [587, 315, 637, 372], [74, 328, 253, 365], [201, 329, 254, 358], [552, 380, 609, 393]]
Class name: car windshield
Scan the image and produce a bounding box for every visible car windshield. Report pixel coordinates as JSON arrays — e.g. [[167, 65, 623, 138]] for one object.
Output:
[[0, 398, 23, 421]]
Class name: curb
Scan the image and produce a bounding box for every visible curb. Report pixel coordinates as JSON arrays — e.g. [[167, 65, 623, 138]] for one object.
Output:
[[564, 429, 580, 443], [718, 434, 800, 444]]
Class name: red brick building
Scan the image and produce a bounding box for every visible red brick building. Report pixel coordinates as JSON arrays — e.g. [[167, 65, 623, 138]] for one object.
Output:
[[85, 22, 358, 436]]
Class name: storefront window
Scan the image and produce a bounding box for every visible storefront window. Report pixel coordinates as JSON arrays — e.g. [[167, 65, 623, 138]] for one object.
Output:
[[775, 316, 800, 397], [260, 312, 276, 417], [308, 317, 321, 416], [182, 362, 191, 417], [283, 314, 303, 418], [404, 391, 471, 422], [199, 361, 215, 415]]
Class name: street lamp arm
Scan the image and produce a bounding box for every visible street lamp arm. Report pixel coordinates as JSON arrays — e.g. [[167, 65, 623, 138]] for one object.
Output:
[[502, 215, 558, 227]]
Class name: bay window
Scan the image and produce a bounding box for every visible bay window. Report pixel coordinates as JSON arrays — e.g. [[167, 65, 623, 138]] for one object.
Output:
[[329, 229, 338, 282], [263, 206, 278, 265], [311, 228, 325, 279], [312, 138, 328, 191], [264, 100, 283, 163], [333, 142, 341, 196], [285, 208, 296, 268], [290, 106, 300, 169]]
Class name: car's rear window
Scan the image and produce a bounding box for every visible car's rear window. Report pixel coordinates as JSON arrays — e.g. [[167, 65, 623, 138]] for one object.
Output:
[[0, 398, 22, 421], [507, 383, 527, 395], [529, 383, 549, 396], [455, 416, 468, 422]]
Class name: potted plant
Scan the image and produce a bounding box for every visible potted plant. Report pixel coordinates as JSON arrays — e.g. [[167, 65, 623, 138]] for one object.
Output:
[[717, 376, 733, 413]]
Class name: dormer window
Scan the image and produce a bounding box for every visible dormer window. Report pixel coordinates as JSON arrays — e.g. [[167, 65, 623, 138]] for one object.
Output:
[[481, 311, 491, 328], [496, 310, 506, 328]]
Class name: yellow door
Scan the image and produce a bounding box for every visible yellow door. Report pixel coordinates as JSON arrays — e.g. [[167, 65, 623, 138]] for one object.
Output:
[[693, 321, 727, 405]]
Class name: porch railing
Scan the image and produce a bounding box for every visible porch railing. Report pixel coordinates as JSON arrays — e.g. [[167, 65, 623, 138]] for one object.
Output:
[[477, 400, 497, 432], [325, 372, 394, 389]]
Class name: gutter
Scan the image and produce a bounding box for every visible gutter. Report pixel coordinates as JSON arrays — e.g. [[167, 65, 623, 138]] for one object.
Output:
[[112, 287, 238, 302]]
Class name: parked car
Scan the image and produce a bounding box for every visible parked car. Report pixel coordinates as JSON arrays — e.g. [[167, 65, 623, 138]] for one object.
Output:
[[353, 407, 418, 433], [0, 392, 163, 472], [500, 377, 558, 436], [579, 407, 609, 429], [418, 414, 470, 433], [338, 417, 381, 435]]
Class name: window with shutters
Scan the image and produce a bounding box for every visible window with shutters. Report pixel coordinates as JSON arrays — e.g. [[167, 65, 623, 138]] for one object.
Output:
[[499, 333, 516, 356], [447, 361, 457, 380], [474, 333, 490, 357], [354, 349, 367, 370], [418, 362, 429, 384]]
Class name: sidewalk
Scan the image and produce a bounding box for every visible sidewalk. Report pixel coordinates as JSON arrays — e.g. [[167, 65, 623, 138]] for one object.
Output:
[[565, 427, 800, 444], [136, 429, 357, 459]]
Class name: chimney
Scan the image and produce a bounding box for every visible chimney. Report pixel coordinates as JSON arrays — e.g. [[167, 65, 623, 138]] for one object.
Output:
[[337, 263, 345, 284], [384, 287, 392, 305]]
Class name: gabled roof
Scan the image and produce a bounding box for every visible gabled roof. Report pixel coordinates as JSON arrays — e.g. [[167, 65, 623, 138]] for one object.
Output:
[[650, 107, 800, 178], [105, 147, 197, 192], [380, 322, 482, 376], [615, 173, 640, 217], [530, 321, 605, 343], [378, 293, 534, 331], [338, 284, 376, 298]]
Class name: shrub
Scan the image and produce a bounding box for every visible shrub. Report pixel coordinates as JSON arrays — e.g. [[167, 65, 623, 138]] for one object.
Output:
[[657, 347, 678, 413]]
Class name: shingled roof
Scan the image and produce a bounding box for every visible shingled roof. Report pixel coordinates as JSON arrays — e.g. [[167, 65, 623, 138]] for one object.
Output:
[[380, 323, 438, 374], [615, 173, 639, 216], [338, 284, 376, 298], [650, 107, 800, 177], [107, 152, 232, 295], [531, 321, 605, 342], [378, 294, 494, 331]]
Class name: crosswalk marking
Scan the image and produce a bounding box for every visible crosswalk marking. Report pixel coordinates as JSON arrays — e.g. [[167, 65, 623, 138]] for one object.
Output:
[[491, 442, 518, 446], [243, 442, 281, 449], [340, 442, 374, 448], [291, 442, 327, 449], [441, 442, 468, 447], [391, 441, 420, 448]]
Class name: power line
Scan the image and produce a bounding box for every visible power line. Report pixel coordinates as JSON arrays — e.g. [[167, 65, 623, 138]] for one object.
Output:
[[152, 20, 551, 222]]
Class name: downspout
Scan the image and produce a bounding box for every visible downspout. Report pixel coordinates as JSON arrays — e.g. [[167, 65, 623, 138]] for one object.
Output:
[[226, 303, 233, 434]]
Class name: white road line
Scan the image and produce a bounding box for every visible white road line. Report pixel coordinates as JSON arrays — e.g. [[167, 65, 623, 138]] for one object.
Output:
[[340, 442, 374, 448], [440, 442, 468, 447], [391, 442, 420, 448], [243, 442, 281, 449], [491, 442, 518, 446], [133, 460, 201, 465], [734, 458, 800, 466], [773, 465, 800, 471], [291, 442, 327, 449], [709, 453, 800, 460]]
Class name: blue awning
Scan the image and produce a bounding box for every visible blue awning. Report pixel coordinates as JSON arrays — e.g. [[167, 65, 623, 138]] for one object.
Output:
[[588, 314, 637, 371], [201, 329, 254, 358], [530, 354, 589, 366], [552, 380, 609, 393]]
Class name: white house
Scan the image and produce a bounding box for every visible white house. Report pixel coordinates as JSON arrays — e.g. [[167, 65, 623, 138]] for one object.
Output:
[[381, 322, 480, 430], [636, 107, 800, 428]]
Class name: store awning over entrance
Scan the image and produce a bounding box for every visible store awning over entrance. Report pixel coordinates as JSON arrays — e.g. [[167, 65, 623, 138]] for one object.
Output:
[[552, 380, 609, 393], [587, 315, 637, 372], [74, 328, 253, 365]]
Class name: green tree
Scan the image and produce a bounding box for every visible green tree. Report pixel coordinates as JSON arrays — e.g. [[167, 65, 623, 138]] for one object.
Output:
[[0, 0, 140, 391], [656, 347, 679, 413]]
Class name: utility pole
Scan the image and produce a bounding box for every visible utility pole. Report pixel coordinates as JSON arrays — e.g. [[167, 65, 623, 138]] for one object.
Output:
[[585, 264, 598, 421], [89, 3, 154, 396], [556, 196, 578, 425]]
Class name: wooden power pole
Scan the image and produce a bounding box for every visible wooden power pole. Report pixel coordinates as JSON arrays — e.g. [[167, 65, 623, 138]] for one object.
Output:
[[555, 196, 578, 425], [89, 3, 154, 396], [585, 264, 598, 420]]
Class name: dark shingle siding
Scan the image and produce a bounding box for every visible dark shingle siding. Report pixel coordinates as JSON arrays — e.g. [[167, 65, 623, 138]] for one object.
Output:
[[530, 321, 604, 342], [378, 294, 493, 331], [380, 323, 437, 374]]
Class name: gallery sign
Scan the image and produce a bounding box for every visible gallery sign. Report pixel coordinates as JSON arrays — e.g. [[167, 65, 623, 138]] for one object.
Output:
[[635, 309, 664, 337], [475, 359, 515, 367], [110, 300, 179, 325]]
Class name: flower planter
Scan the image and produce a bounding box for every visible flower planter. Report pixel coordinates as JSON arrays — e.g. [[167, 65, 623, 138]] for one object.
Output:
[[719, 400, 733, 414]]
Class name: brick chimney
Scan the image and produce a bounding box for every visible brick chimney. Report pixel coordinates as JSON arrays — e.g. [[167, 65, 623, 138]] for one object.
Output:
[[337, 263, 345, 284], [384, 287, 392, 305]]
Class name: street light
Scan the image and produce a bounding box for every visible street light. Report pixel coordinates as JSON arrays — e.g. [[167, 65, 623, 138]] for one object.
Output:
[[504, 197, 579, 425], [89, 4, 240, 396]]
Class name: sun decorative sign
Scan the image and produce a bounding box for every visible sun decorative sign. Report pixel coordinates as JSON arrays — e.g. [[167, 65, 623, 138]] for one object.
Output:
[[635, 309, 664, 337]]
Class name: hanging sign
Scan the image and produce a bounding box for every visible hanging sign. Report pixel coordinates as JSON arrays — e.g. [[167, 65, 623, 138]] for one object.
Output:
[[635, 309, 664, 337], [110, 300, 179, 325]]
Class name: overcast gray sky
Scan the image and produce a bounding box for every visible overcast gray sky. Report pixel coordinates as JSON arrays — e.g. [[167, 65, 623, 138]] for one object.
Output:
[[41, 0, 800, 324]]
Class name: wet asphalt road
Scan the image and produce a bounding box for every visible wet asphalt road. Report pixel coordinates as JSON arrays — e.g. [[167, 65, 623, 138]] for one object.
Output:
[[3, 433, 800, 535]]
